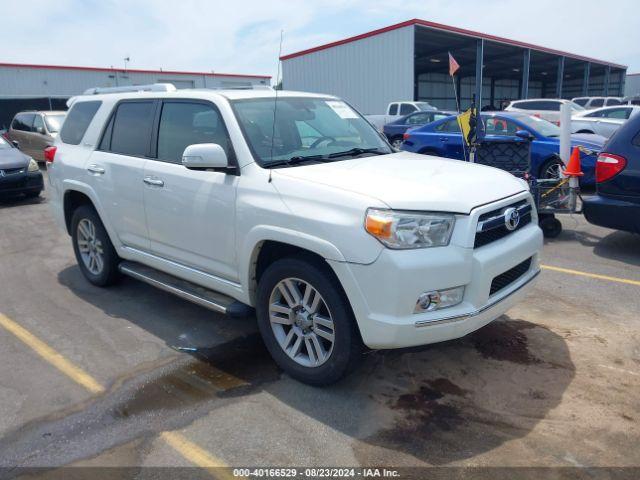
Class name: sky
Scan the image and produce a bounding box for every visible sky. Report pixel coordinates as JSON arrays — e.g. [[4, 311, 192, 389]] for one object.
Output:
[[2, 0, 639, 81]]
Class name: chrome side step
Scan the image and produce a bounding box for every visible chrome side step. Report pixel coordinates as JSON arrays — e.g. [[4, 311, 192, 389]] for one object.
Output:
[[118, 261, 253, 318]]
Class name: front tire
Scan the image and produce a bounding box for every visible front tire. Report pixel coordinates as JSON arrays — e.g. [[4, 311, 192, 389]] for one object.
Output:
[[256, 256, 362, 385], [71, 205, 121, 286], [539, 157, 564, 180]]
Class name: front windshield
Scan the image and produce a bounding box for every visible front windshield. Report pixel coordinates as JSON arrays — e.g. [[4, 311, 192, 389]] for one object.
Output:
[[232, 97, 392, 166], [515, 114, 561, 137], [44, 114, 66, 133], [0, 136, 10, 149]]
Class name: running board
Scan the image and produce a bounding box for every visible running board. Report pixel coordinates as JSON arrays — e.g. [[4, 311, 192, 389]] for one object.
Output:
[[118, 261, 254, 318]]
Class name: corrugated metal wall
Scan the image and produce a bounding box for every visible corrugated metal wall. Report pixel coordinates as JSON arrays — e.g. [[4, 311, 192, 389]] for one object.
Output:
[[625, 75, 640, 97], [0, 66, 269, 97], [282, 26, 414, 115]]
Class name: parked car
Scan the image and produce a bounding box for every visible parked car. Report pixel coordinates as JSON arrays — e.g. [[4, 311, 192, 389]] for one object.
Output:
[[0, 135, 44, 199], [572, 96, 624, 109], [505, 99, 585, 124], [8, 111, 66, 161], [47, 86, 542, 385], [383, 110, 453, 148], [571, 105, 640, 138], [583, 113, 640, 234], [366, 101, 436, 131], [401, 112, 604, 186], [623, 95, 640, 106]]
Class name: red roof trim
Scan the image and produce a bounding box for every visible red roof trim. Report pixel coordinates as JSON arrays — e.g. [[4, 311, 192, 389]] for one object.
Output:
[[0, 62, 271, 79], [280, 18, 627, 70]]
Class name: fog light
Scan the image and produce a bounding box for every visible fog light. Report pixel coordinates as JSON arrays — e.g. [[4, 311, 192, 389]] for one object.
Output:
[[414, 286, 464, 313]]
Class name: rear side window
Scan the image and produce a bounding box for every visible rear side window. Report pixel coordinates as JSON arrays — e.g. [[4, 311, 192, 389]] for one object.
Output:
[[156, 102, 233, 163], [406, 113, 432, 125], [388, 103, 398, 115], [108, 101, 155, 156], [60, 101, 101, 145], [590, 99, 604, 108], [605, 98, 622, 106], [12, 113, 35, 132]]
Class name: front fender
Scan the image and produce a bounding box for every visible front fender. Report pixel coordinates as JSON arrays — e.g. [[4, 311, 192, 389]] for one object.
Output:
[[239, 225, 348, 304]]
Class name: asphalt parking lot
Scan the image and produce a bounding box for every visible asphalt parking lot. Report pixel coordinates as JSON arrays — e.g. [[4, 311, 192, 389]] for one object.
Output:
[[0, 170, 639, 477]]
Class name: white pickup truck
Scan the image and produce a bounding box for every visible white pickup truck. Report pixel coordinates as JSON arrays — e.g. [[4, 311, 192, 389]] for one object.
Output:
[[47, 85, 542, 385], [366, 101, 436, 131]]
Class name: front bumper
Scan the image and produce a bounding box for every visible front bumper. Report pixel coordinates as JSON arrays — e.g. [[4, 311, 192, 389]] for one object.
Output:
[[583, 194, 640, 234], [0, 170, 44, 197], [329, 193, 543, 349]]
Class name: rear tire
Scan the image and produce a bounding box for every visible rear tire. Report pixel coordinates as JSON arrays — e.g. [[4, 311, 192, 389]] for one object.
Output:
[[256, 256, 362, 385], [71, 205, 121, 286], [390, 136, 404, 149]]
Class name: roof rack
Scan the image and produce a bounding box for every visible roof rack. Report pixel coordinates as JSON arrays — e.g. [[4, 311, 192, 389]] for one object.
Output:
[[82, 83, 177, 95]]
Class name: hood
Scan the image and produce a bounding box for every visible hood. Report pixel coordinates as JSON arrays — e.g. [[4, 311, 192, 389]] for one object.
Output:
[[0, 147, 31, 169], [273, 152, 526, 214]]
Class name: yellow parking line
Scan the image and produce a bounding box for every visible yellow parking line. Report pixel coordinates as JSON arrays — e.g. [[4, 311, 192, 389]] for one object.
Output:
[[0, 313, 104, 394], [541, 264, 640, 287], [161, 431, 235, 479], [0, 312, 232, 475]]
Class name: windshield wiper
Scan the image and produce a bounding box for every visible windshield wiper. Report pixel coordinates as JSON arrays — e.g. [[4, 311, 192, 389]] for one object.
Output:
[[266, 154, 328, 168], [327, 147, 387, 159]]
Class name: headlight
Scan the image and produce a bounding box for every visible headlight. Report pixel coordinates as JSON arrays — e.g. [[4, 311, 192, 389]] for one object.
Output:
[[365, 208, 455, 249], [28, 158, 39, 172]]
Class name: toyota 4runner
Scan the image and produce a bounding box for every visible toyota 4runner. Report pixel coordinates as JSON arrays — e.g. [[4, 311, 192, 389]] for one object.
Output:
[[47, 85, 543, 385]]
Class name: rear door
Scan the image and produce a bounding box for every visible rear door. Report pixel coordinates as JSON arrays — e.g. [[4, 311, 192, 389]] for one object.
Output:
[[10, 113, 35, 155], [142, 99, 239, 280], [88, 100, 156, 250], [434, 118, 464, 159]]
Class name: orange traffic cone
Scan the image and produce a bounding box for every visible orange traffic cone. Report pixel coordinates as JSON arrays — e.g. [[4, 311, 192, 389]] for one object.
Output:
[[563, 147, 584, 177]]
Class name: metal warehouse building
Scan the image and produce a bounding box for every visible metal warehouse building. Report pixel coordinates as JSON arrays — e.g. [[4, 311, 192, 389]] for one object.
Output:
[[281, 19, 627, 114], [0, 63, 270, 129]]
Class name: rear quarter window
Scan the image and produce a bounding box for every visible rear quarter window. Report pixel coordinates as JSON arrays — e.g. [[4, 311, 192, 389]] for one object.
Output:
[[60, 101, 102, 145]]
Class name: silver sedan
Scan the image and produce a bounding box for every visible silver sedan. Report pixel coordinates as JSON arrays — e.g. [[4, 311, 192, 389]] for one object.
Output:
[[571, 105, 640, 138]]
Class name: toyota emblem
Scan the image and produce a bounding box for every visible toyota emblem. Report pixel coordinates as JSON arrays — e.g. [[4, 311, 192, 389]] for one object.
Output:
[[504, 207, 520, 231]]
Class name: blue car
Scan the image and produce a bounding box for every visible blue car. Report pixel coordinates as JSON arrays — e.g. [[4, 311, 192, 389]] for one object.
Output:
[[383, 110, 454, 149], [401, 112, 605, 186], [583, 113, 640, 233]]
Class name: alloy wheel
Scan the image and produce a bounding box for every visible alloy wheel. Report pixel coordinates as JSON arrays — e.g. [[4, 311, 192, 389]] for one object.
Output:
[[268, 278, 335, 367], [76, 218, 104, 275]]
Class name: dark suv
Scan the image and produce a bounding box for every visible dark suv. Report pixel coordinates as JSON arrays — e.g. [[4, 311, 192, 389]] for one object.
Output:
[[583, 114, 640, 234]]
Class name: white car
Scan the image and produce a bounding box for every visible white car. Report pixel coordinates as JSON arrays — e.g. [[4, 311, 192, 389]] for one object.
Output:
[[571, 105, 640, 138], [46, 85, 542, 385], [505, 98, 585, 124], [572, 96, 624, 110]]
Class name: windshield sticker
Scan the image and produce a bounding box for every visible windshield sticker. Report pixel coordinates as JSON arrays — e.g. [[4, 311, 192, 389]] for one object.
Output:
[[326, 101, 359, 119]]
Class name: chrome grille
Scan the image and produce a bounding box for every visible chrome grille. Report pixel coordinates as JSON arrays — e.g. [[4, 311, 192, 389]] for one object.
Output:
[[474, 200, 532, 249]]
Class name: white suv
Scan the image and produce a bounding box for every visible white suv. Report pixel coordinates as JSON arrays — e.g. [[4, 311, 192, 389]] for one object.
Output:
[[47, 85, 542, 385]]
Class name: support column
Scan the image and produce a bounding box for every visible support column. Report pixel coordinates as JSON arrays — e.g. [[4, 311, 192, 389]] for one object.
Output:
[[604, 66, 611, 96], [521, 49, 530, 99], [582, 62, 591, 96], [620, 71, 626, 97], [475, 39, 484, 108], [556, 56, 565, 98]]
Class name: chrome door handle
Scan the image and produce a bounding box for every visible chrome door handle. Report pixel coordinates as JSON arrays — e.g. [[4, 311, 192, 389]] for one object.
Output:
[[87, 164, 105, 174], [143, 177, 164, 187]]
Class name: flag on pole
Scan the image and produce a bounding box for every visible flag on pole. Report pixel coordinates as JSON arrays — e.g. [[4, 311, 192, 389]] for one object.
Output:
[[448, 52, 460, 77]]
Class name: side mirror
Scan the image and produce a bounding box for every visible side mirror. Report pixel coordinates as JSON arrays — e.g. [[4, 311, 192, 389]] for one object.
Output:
[[37, 127, 46, 135], [182, 143, 229, 170], [11, 140, 19, 148], [515, 130, 534, 141]]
